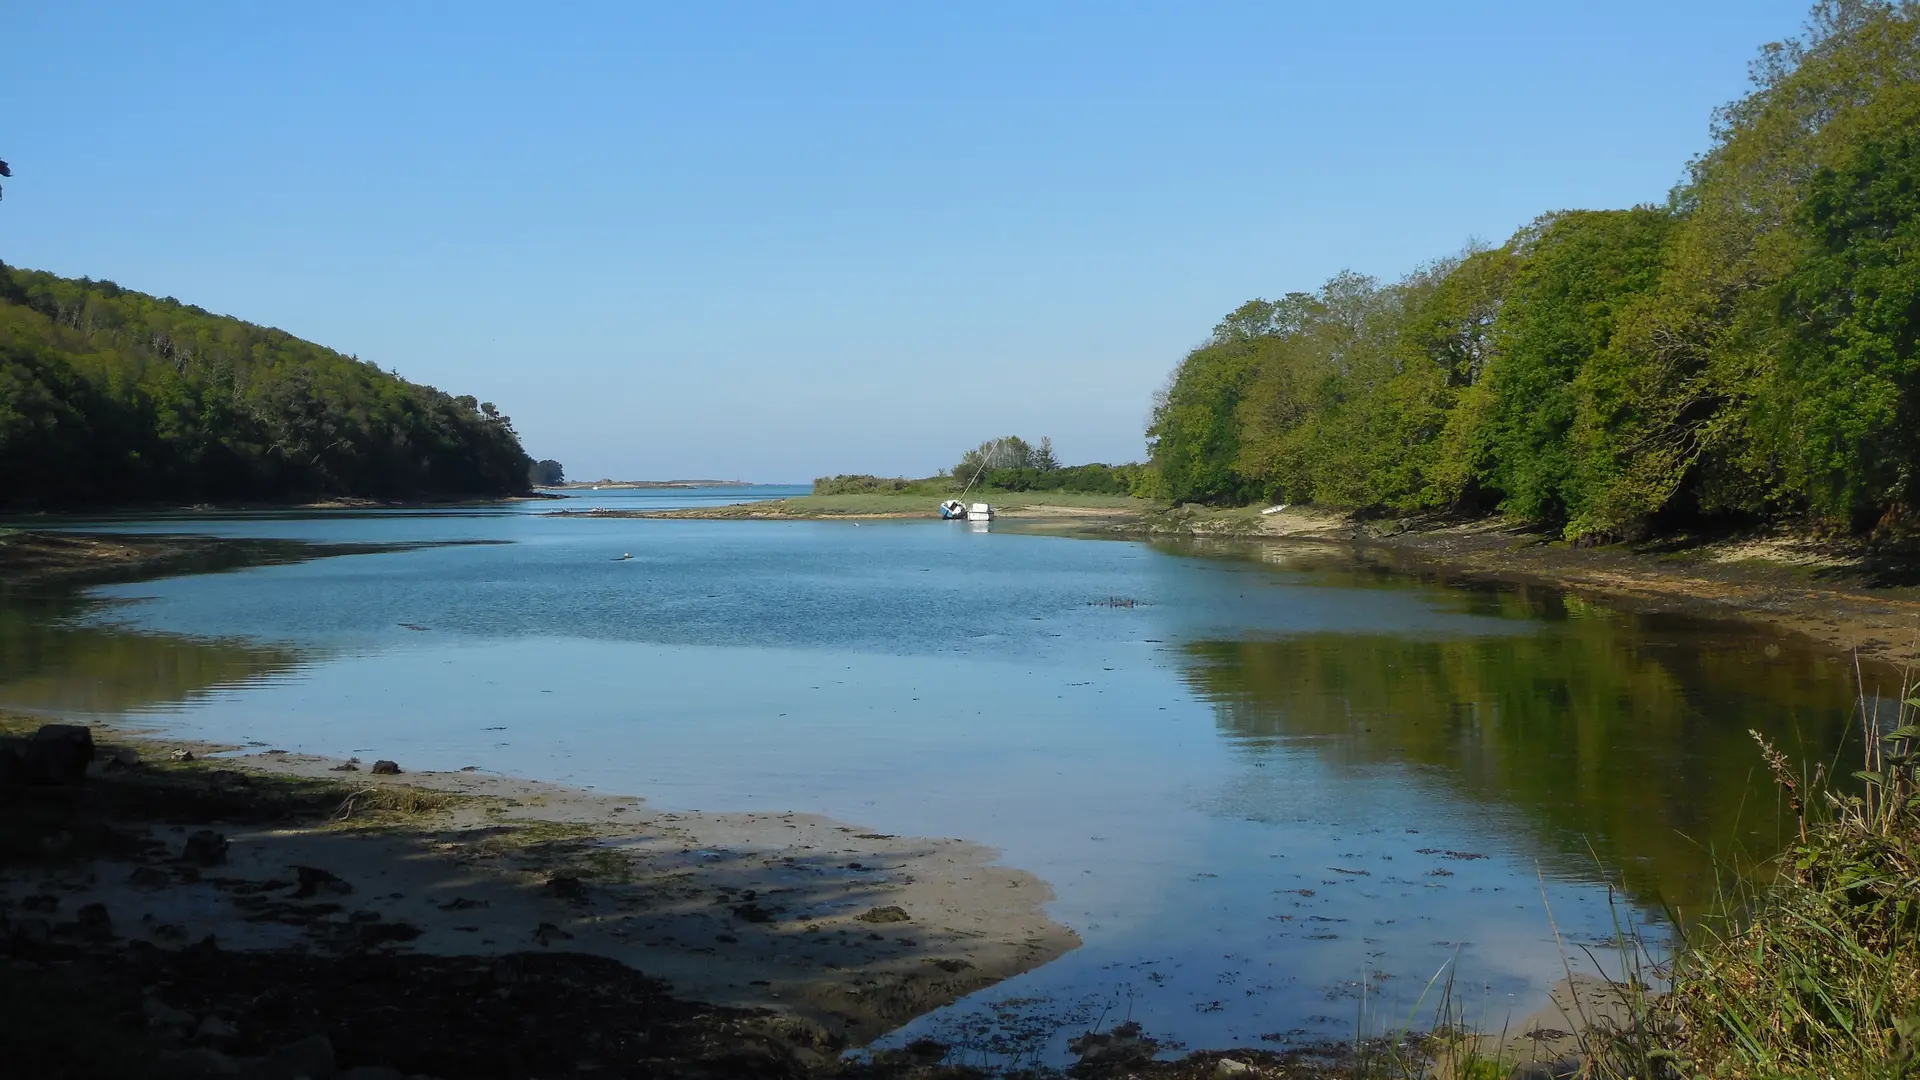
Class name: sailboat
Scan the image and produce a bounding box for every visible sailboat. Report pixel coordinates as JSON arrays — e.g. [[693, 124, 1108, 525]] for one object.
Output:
[[939, 459, 993, 521]]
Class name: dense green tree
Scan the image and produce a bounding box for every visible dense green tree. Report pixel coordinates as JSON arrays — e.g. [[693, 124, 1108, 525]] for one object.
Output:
[[1764, 114, 1920, 524], [1477, 208, 1674, 528], [1033, 436, 1059, 472], [0, 264, 533, 508], [1144, 0, 1920, 540], [952, 435, 1040, 482], [1385, 246, 1520, 510], [1577, 0, 1920, 537], [529, 459, 566, 486]]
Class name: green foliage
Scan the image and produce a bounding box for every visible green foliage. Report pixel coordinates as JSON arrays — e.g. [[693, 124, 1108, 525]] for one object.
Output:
[[528, 459, 566, 486], [980, 462, 1135, 494], [1762, 109, 1920, 527], [0, 263, 532, 507], [1146, 336, 1268, 504], [953, 435, 1048, 482], [1144, 1, 1920, 540], [811, 474, 950, 496], [817, 452, 1150, 499], [1483, 208, 1675, 528]]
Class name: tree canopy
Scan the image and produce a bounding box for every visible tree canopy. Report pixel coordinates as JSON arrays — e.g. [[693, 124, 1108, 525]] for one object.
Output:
[[0, 263, 533, 508], [1145, 0, 1920, 540]]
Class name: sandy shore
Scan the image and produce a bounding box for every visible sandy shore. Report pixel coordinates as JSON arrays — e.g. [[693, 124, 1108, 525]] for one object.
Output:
[[0, 718, 1076, 1059]]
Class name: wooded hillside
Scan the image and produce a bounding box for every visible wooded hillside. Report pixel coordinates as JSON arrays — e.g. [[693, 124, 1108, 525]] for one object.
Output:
[[0, 264, 532, 508]]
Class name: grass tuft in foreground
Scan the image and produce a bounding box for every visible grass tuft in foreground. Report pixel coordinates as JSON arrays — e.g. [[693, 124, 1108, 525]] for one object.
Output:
[[1655, 667, 1920, 1080]]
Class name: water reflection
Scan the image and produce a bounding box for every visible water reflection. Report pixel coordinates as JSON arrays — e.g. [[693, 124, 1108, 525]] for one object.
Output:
[[1178, 584, 1856, 911], [0, 579, 314, 720]]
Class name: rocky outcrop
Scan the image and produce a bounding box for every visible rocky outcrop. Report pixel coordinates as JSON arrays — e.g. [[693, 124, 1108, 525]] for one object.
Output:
[[0, 723, 96, 786]]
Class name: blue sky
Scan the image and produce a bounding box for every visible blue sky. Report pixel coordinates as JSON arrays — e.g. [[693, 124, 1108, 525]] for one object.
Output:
[[2, 2, 1813, 481]]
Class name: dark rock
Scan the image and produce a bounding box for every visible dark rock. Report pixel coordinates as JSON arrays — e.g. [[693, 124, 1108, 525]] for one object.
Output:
[[9, 917, 50, 946], [144, 994, 196, 1029], [170, 749, 196, 762], [74, 902, 113, 939], [21, 894, 58, 913], [532, 922, 573, 946], [20, 724, 94, 785], [195, 1014, 240, 1043], [731, 902, 777, 923], [335, 1068, 407, 1080], [208, 769, 251, 786], [106, 746, 141, 769], [130, 865, 172, 889], [293, 866, 353, 898], [904, 1038, 947, 1064], [544, 875, 585, 900], [370, 760, 402, 775], [356, 921, 422, 946], [855, 905, 910, 924], [183, 830, 229, 867], [929, 957, 973, 973], [329, 762, 360, 772], [160, 1046, 241, 1076], [257, 1034, 334, 1080], [1068, 1021, 1157, 1066]]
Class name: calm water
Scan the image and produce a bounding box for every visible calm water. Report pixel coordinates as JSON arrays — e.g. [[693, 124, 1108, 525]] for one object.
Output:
[[0, 487, 1866, 1059]]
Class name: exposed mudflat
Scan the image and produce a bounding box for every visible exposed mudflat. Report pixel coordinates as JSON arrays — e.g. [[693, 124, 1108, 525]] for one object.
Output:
[[0, 718, 1077, 1070], [1351, 517, 1918, 670], [0, 532, 243, 588], [1114, 505, 1920, 670]]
